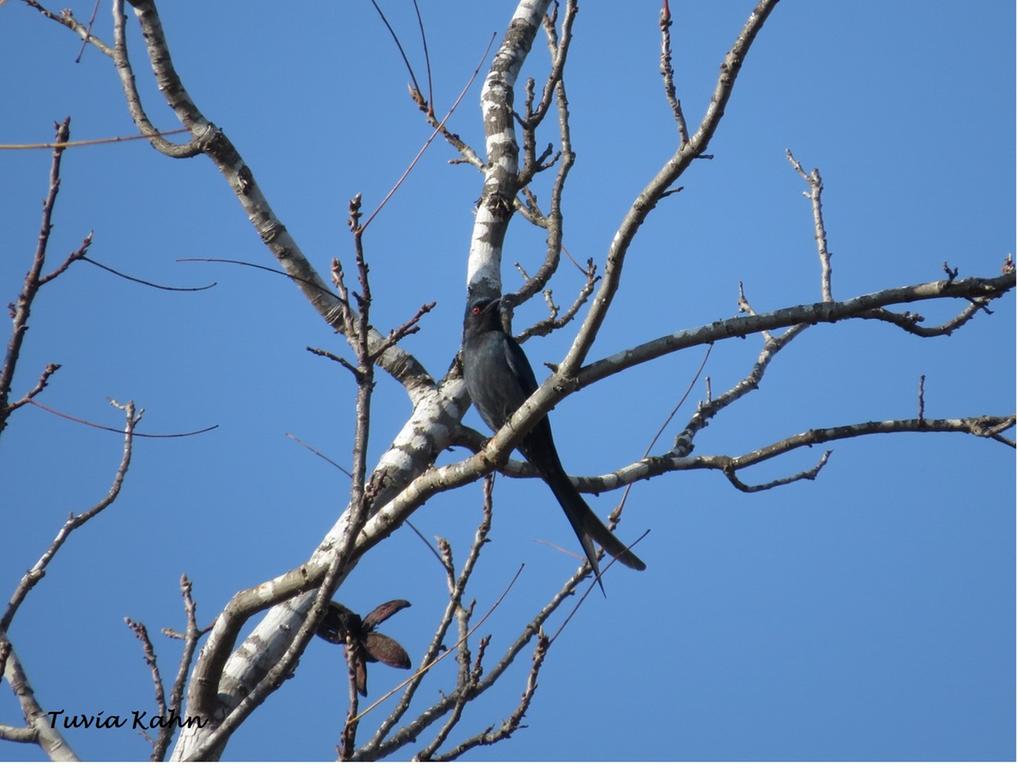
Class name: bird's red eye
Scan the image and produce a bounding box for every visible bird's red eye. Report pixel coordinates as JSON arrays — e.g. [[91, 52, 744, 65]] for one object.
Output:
[[471, 306, 481, 315]]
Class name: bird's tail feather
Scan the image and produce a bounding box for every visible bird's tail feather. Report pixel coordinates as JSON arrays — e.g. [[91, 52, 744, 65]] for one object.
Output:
[[544, 469, 647, 591]]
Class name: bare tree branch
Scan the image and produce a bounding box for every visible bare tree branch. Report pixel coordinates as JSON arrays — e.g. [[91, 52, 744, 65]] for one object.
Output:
[[124, 617, 168, 748], [466, 0, 553, 301], [434, 631, 549, 761], [515, 258, 599, 342], [787, 149, 833, 301], [351, 564, 526, 761], [76, 255, 217, 292], [560, 0, 780, 377], [573, 415, 1015, 495], [578, 273, 1014, 389], [509, 3, 578, 309], [463, 411, 1014, 494], [339, 640, 361, 761], [358, 476, 494, 755], [526, 0, 576, 129], [111, 0, 205, 157], [181, 263, 1011, 759], [36, 231, 92, 285], [414, 632, 482, 761], [5, 363, 60, 415], [73, 0, 101, 63], [0, 642, 78, 760], [2, 401, 141, 635], [724, 449, 832, 492], [361, 34, 494, 232], [676, 283, 805, 455], [858, 301, 989, 337], [659, 0, 690, 143], [111, 0, 436, 400], [23, 398, 214, 439], [151, 574, 201, 761], [20, 0, 114, 57], [15, 1, 1011, 761], [184, 197, 389, 760], [0, 723, 38, 744], [0, 118, 71, 435], [0, 127, 191, 151], [369, 301, 437, 363]]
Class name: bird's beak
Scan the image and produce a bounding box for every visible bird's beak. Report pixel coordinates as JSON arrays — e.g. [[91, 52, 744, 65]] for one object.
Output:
[[482, 297, 501, 314]]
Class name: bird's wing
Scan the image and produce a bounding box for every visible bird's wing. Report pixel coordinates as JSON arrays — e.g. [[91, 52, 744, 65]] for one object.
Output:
[[502, 335, 540, 395]]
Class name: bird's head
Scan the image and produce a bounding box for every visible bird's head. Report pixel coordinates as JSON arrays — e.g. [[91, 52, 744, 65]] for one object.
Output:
[[463, 295, 503, 335]]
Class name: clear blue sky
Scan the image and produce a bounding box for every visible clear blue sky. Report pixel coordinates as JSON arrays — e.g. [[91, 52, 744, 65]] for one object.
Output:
[[1, 1, 1014, 761]]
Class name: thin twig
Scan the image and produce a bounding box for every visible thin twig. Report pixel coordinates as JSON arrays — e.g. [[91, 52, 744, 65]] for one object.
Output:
[[559, 0, 780, 377], [25, 398, 216, 439], [1, 118, 70, 435], [659, 0, 690, 143], [648, 345, 713, 461], [7, 363, 61, 414], [188, 196, 383, 761], [416, 628, 491, 761], [124, 617, 168, 736], [515, 259, 599, 342], [369, 301, 437, 362], [79, 256, 217, 291], [548, 529, 651, 646], [285, 432, 352, 477], [360, 33, 496, 231], [307, 346, 360, 380], [724, 449, 832, 492], [339, 642, 361, 760], [349, 563, 524, 730], [675, 283, 805, 455], [1, 401, 140, 635], [858, 301, 988, 337], [433, 631, 549, 760], [737, 280, 773, 341], [153, 573, 200, 761], [573, 415, 1016, 495], [507, 6, 579, 306], [282, 430, 446, 567], [411, 0, 434, 113], [73, 0, 101, 63], [607, 341, 712, 536], [0, 127, 191, 151], [526, 0, 577, 129], [787, 149, 833, 301], [176, 258, 344, 302], [20, 0, 114, 57], [358, 551, 587, 761], [36, 232, 92, 286], [368, 0, 422, 99], [362, 477, 495, 753]]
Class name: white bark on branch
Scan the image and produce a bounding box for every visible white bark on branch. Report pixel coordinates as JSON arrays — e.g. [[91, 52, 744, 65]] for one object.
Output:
[[21, 0, 1011, 761], [466, 0, 552, 297], [586, 416, 1015, 494], [113, 0, 435, 401], [1, 645, 78, 761], [578, 273, 1014, 389], [171, 377, 470, 759]]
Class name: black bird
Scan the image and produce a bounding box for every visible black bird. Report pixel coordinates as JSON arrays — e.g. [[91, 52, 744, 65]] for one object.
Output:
[[462, 294, 646, 592]]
